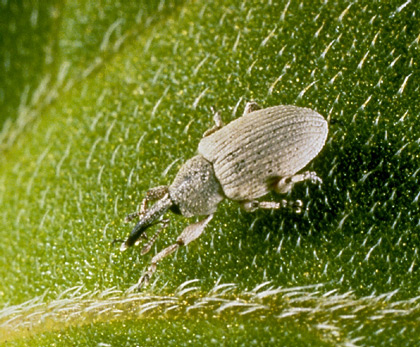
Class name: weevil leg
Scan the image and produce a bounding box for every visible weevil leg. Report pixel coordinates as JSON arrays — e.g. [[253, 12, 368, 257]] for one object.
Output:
[[203, 107, 224, 137], [241, 199, 303, 213], [242, 101, 261, 116], [136, 214, 213, 289], [140, 219, 170, 255], [275, 171, 323, 194], [125, 186, 169, 222], [203, 102, 261, 137]]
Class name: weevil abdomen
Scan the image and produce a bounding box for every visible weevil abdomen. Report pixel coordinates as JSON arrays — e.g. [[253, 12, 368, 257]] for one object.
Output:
[[198, 105, 328, 201]]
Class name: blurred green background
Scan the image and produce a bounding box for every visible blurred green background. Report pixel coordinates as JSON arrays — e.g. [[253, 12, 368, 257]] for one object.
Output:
[[0, 0, 419, 345]]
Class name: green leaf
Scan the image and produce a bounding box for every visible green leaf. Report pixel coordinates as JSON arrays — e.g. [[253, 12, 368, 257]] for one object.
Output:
[[1, 0, 419, 345]]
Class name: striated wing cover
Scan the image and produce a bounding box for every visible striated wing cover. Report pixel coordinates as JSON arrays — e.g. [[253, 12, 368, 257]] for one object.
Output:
[[198, 105, 328, 201]]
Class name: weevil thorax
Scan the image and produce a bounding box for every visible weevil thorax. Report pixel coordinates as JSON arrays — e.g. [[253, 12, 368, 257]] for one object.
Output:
[[168, 155, 224, 217]]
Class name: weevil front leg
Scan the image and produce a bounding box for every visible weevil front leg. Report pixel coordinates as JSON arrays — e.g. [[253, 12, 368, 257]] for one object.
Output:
[[140, 218, 170, 255], [275, 171, 323, 194], [136, 214, 213, 289], [241, 199, 303, 213], [125, 185, 169, 222]]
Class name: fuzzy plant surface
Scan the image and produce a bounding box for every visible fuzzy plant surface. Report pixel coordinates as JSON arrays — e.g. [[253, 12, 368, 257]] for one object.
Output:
[[1, 0, 419, 346]]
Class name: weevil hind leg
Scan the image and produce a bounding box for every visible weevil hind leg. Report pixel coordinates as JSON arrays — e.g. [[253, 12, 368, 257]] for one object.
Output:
[[242, 101, 261, 116], [136, 215, 214, 289], [241, 199, 303, 213], [125, 186, 169, 222], [275, 171, 323, 194]]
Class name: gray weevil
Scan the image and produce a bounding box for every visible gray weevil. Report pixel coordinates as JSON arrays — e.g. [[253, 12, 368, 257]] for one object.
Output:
[[120, 102, 328, 288]]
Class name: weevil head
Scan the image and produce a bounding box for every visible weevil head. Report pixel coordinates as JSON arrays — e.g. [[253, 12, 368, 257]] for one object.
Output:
[[120, 194, 173, 252]]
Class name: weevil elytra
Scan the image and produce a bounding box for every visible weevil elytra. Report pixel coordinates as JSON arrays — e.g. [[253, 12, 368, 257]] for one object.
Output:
[[119, 102, 328, 288]]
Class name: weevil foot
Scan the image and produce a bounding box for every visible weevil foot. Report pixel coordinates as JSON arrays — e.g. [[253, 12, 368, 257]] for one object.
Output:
[[243, 101, 261, 116], [136, 266, 155, 289], [308, 172, 323, 185], [203, 108, 224, 137], [275, 171, 323, 194], [241, 199, 303, 213], [136, 244, 178, 290], [289, 199, 303, 213]]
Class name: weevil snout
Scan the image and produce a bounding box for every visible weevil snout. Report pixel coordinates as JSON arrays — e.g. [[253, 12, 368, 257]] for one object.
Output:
[[120, 221, 152, 251], [120, 193, 173, 252]]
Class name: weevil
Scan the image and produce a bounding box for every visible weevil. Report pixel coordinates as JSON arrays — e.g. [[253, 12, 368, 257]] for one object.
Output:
[[119, 102, 328, 288]]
